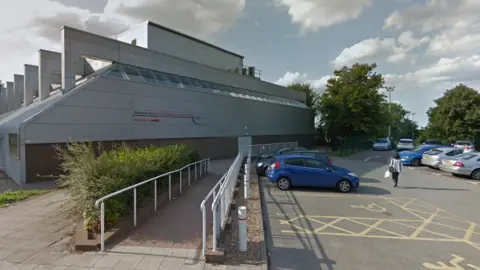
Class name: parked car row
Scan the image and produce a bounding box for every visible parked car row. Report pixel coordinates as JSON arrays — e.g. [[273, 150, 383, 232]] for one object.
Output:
[[394, 141, 480, 180], [255, 146, 359, 193]]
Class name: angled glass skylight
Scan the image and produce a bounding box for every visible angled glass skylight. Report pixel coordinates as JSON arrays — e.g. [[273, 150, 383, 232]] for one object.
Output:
[[121, 66, 144, 82], [102, 64, 307, 109], [104, 66, 125, 79]]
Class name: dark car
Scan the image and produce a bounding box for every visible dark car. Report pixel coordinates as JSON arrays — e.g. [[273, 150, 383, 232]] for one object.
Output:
[[256, 150, 331, 176], [255, 146, 307, 163]]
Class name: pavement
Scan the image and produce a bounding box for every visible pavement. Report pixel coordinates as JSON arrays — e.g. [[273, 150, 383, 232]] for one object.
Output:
[[0, 158, 264, 270], [261, 150, 480, 270]]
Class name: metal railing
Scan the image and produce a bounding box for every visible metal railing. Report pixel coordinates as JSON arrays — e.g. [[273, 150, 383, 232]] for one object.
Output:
[[199, 141, 298, 257], [248, 141, 298, 156], [199, 152, 244, 257], [94, 158, 210, 251]]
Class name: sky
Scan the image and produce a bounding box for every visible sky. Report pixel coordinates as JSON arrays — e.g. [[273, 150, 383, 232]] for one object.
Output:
[[0, 0, 479, 127]]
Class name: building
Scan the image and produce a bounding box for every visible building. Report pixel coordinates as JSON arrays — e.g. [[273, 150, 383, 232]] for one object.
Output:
[[0, 21, 315, 185]]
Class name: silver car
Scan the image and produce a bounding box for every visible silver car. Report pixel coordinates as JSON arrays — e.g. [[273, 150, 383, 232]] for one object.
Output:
[[421, 147, 464, 168], [373, 138, 392, 151], [438, 152, 480, 180], [397, 138, 415, 151]]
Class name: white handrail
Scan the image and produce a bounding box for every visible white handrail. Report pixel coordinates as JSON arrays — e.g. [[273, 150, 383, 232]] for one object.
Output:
[[95, 158, 211, 251], [199, 141, 298, 257]]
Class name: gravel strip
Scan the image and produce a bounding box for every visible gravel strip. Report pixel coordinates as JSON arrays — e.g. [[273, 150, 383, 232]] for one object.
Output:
[[224, 172, 262, 266]]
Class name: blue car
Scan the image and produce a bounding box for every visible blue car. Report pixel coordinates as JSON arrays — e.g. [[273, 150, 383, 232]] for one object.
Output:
[[266, 154, 360, 193], [399, 144, 443, 166]]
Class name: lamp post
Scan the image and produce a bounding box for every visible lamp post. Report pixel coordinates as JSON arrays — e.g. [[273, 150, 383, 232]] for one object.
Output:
[[384, 86, 395, 139], [411, 113, 415, 140]]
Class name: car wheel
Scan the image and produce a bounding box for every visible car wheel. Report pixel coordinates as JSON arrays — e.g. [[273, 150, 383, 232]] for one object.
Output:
[[276, 177, 291, 191], [337, 179, 352, 193], [412, 159, 420, 166], [261, 166, 268, 177], [471, 169, 480, 180]]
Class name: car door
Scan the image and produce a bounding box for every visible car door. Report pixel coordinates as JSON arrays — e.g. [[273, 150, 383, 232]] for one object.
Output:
[[282, 158, 310, 186], [304, 158, 337, 187]]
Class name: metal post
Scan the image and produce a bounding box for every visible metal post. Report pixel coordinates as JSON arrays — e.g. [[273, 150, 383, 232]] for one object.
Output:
[[200, 161, 203, 177], [244, 174, 250, 199], [100, 202, 105, 252], [180, 170, 182, 193], [212, 204, 218, 251], [133, 188, 137, 227], [202, 208, 206, 257], [188, 165, 191, 186], [411, 113, 415, 140], [238, 206, 247, 252], [154, 180, 157, 211], [168, 174, 172, 201], [195, 163, 197, 181], [385, 86, 395, 139]]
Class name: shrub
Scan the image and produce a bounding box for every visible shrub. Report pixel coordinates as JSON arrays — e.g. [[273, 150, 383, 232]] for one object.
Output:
[[56, 142, 199, 232]]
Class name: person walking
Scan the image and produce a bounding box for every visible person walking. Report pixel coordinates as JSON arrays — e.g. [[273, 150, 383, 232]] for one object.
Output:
[[389, 153, 404, 187]]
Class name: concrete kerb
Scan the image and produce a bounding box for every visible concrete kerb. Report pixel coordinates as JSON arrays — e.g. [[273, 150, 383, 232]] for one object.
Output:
[[257, 173, 269, 270]]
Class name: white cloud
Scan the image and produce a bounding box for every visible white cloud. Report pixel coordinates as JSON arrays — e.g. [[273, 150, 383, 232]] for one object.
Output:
[[0, 0, 245, 82], [275, 71, 331, 92], [276, 0, 372, 32], [331, 31, 429, 68], [384, 0, 480, 56], [386, 54, 480, 87]]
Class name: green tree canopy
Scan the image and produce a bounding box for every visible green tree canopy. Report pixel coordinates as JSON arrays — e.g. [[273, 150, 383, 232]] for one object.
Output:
[[287, 82, 317, 108], [317, 63, 387, 139], [425, 84, 480, 143], [378, 103, 418, 141]]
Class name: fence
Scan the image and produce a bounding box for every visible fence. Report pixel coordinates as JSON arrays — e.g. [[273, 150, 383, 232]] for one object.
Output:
[[329, 136, 372, 157], [200, 141, 297, 257], [94, 158, 210, 252], [248, 141, 298, 156]]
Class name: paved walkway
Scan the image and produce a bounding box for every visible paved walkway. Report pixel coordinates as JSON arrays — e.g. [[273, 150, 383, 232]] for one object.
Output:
[[114, 158, 234, 250], [0, 158, 264, 269]]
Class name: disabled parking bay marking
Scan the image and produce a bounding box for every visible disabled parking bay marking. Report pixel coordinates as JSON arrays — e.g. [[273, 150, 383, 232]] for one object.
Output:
[[423, 254, 480, 269], [274, 194, 480, 251]]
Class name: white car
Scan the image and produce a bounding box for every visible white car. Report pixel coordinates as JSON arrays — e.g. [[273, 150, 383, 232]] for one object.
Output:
[[373, 138, 392, 151], [397, 138, 415, 151], [421, 147, 464, 168]]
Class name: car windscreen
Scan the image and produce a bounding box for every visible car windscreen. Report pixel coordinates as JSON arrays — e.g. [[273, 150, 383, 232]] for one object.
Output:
[[276, 147, 293, 154], [399, 139, 412, 143], [425, 149, 442, 155], [375, 139, 388, 143], [412, 146, 427, 152]]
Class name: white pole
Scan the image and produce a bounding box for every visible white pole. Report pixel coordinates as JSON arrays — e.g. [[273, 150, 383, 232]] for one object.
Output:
[[238, 206, 247, 252], [100, 202, 105, 252], [244, 164, 250, 199]]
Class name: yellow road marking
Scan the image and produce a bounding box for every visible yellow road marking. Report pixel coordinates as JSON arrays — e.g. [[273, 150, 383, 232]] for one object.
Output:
[[348, 218, 406, 238], [312, 218, 344, 234], [465, 223, 477, 241], [381, 197, 428, 221], [411, 208, 440, 238], [358, 220, 384, 236], [401, 198, 416, 208], [280, 230, 464, 242], [307, 217, 355, 235]]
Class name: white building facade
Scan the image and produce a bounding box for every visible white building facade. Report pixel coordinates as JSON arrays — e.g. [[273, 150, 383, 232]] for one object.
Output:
[[0, 22, 314, 185]]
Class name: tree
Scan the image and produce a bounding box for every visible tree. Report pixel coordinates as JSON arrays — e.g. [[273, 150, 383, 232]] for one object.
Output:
[[379, 103, 418, 141], [287, 82, 317, 108], [425, 84, 480, 143], [316, 63, 387, 141]]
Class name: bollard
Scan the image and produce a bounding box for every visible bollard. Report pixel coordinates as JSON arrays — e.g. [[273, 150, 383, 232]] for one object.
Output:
[[238, 206, 247, 252], [244, 163, 250, 200]]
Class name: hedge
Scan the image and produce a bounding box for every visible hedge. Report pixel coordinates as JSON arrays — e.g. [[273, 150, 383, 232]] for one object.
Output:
[[55, 142, 199, 232]]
